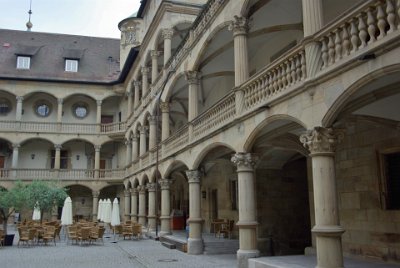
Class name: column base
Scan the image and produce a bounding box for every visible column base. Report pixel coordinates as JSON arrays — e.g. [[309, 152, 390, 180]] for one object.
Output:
[[237, 249, 259, 268], [187, 238, 203, 255], [158, 231, 171, 237]]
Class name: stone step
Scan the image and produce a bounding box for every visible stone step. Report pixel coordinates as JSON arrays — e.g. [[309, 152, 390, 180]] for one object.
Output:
[[162, 241, 176, 249], [203, 240, 239, 255]]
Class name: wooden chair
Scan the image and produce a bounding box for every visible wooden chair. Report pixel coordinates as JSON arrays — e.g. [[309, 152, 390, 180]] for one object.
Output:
[[122, 225, 134, 240], [67, 225, 79, 245], [90, 226, 105, 245], [18, 228, 36, 247], [78, 227, 91, 245], [132, 224, 142, 240], [216, 220, 234, 239], [42, 226, 56, 246], [0, 229, 4, 247]]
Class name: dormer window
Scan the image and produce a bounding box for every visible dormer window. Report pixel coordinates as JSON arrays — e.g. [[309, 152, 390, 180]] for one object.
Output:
[[65, 59, 78, 72], [17, 56, 30, 69]]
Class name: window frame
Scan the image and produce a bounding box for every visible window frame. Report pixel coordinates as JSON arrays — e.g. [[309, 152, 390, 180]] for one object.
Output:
[[34, 100, 52, 118], [378, 147, 400, 210], [0, 98, 12, 116], [65, 59, 79, 72], [16, 56, 31, 69], [72, 102, 89, 119]]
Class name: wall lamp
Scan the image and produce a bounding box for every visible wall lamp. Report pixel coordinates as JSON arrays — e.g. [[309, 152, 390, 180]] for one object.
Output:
[[76, 155, 80, 160], [31, 154, 35, 159]]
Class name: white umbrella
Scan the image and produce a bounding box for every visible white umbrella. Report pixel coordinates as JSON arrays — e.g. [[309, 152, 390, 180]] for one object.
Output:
[[32, 202, 41, 220], [111, 198, 120, 227], [103, 198, 112, 224], [97, 199, 103, 221], [61, 196, 73, 225]]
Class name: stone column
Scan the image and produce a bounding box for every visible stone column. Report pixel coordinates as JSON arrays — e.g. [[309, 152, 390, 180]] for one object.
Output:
[[94, 145, 101, 178], [302, 0, 324, 77], [185, 170, 203, 255], [11, 143, 20, 169], [92, 191, 99, 221], [124, 190, 131, 221], [148, 116, 157, 150], [162, 29, 174, 65], [160, 102, 170, 141], [231, 153, 259, 268], [132, 135, 139, 161], [300, 127, 345, 268], [141, 67, 150, 97], [147, 183, 156, 230], [57, 98, 63, 123], [185, 71, 201, 121], [126, 90, 133, 116], [230, 16, 249, 87], [54, 144, 62, 170], [150, 50, 160, 83], [138, 185, 147, 226], [125, 139, 132, 166], [15, 96, 24, 121], [96, 100, 102, 132], [139, 126, 148, 156], [130, 188, 138, 221], [133, 81, 141, 109], [159, 178, 171, 236]]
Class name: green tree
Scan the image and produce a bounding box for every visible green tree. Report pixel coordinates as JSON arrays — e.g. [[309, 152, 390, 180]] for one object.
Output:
[[0, 182, 28, 234], [25, 180, 67, 223]]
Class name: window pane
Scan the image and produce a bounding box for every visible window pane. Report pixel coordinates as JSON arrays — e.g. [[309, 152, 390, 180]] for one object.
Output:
[[17, 56, 30, 69], [65, 59, 78, 72], [37, 104, 50, 117]]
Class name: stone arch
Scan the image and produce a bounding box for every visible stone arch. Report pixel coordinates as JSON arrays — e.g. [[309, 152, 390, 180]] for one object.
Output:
[[22, 90, 58, 100], [20, 137, 55, 146], [61, 137, 95, 147], [162, 159, 190, 179], [322, 64, 400, 127], [140, 174, 149, 186], [161, 71, 186, 102], [191, 142, 236, 170], [64, 183, 95, 193]]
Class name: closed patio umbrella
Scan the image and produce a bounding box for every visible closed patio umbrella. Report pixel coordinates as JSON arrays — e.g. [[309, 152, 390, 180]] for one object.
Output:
[[32, 202, 41, 220], [111, 198, 120, 227], [103, 198, 112, 224], [61, 196, 73, 225], [97, 199, 103, 221]]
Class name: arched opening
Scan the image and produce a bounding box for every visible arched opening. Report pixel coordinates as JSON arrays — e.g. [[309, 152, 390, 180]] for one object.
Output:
[[62, 94, 97, 124], [101, 95, 122, 125], [165, 74, 189, 135], [0, 90, 17, 121], [66, 184, 93, 221], [22, 92, 57, 122]]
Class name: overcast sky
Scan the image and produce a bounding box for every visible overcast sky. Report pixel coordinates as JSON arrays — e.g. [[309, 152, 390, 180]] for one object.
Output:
[[0, 0, 141, 38]]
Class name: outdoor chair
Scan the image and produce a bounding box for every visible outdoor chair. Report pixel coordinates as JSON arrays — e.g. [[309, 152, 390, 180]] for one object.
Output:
[[42, 226, 56, 246], [122, 225, 134, 240], [90, 226, 105, 245], [132, 224, 142, 240], [216, 220, 234, 239], [54, 225, 62, 241], [0, 229, 4, 247], [18, 228, 36, 247], [78, 227, 91, 245], [67, 226, 78, 245]]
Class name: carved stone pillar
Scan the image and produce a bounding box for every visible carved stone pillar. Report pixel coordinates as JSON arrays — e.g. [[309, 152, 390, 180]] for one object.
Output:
[[147, 183, 156, 230], [94, 145, 101, 178], [11, 143, 20, 169], [160, 102, 170, 141], [130, 188, 138, 221], [185, 71, 201, 121], [185, 170, 203, 255], [57, 98, 63, 123], [162, 29, 174, 65], [124, 189, 131, 221], [125, 139, 132, 166], [131, 135, 139, 161], [229, 16, 249, 87], [141, 67, 150, 97], [133, 81, 141, 109], [96, 100, 102, 132], [150, 50, 160, 83], [300, 127, 345, 268], [148, 116, 157, 150], [302, 0, 324, 77], [139, 126, 148, 156], [126, 90, 133, 116], [54, 144, 62, 170], [231, 153, 259, 268], [159, 178, 171, 236], [92, 191, 99, 221], [138, 185, 147, 226], [16, 96, 24, 121]]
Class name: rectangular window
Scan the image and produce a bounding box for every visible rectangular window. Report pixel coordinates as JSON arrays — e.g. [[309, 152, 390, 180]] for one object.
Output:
[[65, 59, 78, 72], [16, 56, 30, 69], [379, 150, 400, 210]]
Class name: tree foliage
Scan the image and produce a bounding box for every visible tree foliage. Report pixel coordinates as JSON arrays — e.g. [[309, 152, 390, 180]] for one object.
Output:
[[0, 182, 28, 234]]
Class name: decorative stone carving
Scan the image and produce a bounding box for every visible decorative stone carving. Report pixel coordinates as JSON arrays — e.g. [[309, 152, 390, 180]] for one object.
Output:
[[148, 116, 157, 125], [150, 50, 161, 58], [16, 96, 24, 102], [94, 145, 102, 152], [133, 81, 141, 87], [57, 98, 64, 105], [161, 28, 174, 40], [92, 191, 100, 198], [125, 139, 131, 146], [300, 127, 344, 154], [130, 188, 138, 195], [231, 153, 258, 170], [185, 71, 201, 85], [159, 179, 171, 190], [146, 182, 156, 192], [54, 144, 62, 150], [160, 102, 170, 113], [139, 125, 148, 134], [124, 190, 130, 197], [96, 100, 102, 106], [229, 16, 249, 36], [141, 67, 150, 75], [12, 143, 20, 149], [186, 170, 202, 184], [138, 185, 147, 194]]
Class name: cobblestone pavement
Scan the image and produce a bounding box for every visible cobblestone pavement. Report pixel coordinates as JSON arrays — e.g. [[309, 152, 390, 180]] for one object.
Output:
[[0, 229, 237, 268]]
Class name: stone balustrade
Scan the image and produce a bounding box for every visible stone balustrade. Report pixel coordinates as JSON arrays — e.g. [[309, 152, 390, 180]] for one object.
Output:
[[162, 125, 189, 156]]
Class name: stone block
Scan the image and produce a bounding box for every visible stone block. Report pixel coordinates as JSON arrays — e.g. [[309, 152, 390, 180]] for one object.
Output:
[[341, 192, 360, 209]]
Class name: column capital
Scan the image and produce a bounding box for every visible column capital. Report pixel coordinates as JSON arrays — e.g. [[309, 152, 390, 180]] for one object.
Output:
[[141, 66, 150, 75], [126, 91, 133, 97], [160, 101, 170, 113], [150, 50, 161, 58], [54, 144, 62, 150], [16, 96, 24, 102], [186, 170, 202, 184], [139, 125, 148, 134], [148, 116, 157, 125], [124, 189, 130, 197], [130, 188, 138, 195], [57, 98, 64, 105], [159, 178, 171, 190], [185, 71, 201, 85], [161, 28, 174, 40], [92, 191, 100, 198], [138, 185, 147, 194], [300, 127, 345, 155], [229, 16, 249, 37], [94, 145, 102, 152], [231, 153, 258, 171], [146, 182, 156, 192], [133, 80, 141, 87], [12, 143, 20, 149], [125, 139, 132, 146], [131, 134, 139, 141], [96, 100, 102, 106]]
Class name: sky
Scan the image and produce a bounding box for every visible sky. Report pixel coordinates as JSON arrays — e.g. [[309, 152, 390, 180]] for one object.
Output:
[[0, 0, 141, 38]]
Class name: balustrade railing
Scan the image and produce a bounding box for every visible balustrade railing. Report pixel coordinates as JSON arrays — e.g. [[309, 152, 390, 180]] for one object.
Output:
[[61, 123, 97, 133], [141, 152, 150, 168], [163, 125, 189, 156], [101, 122, 127, 133], [192, 92, 236, 139], [317, 0, 400, 69], [242, 46, 306, 110]]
